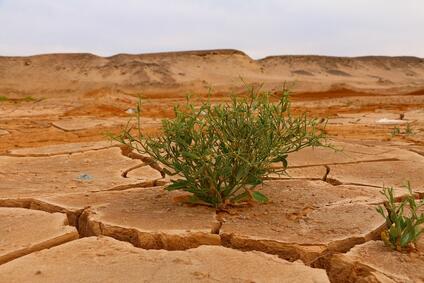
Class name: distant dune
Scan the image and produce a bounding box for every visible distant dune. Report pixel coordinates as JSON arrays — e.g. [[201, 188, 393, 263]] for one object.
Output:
[[1, 49, 424, 98]]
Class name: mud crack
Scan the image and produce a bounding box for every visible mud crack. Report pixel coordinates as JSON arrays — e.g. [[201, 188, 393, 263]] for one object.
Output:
[[286, 157, 400, 169]]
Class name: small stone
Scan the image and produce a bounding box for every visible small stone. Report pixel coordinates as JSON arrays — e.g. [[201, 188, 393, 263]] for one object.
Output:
[[125, 108, 136, 114]]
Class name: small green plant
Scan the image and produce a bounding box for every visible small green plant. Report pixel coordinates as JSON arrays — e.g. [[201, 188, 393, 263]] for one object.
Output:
[[405, 123, 414, 136], [115, 86, 327, 209], [390, 126, 401, 137], [377, 183, 424, 251], [0, 95, 39, 103], [23, 96, 36, 102], [390, 124, 415, 137]]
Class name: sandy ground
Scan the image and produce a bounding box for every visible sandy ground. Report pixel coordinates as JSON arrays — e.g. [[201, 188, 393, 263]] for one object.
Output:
[[0, 50, 424, 282]]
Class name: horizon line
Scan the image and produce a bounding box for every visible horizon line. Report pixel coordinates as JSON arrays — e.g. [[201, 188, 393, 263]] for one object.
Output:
[[1, 48, 423, 61]]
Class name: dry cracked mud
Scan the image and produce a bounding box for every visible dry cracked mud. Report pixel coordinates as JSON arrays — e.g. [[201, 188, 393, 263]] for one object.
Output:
[[327, 159, 424, 191], [36, 188, 221, 249], [1, 51, 424, 282], [6, 140, 119, 157], [52, 116, 159, 132], [0, 207, 78, 264], [219, 180, 387, 265], [1, 132, 423, 282], [0, 147, 163, 201], [328, 240, 424, 282], [1, 137, 423, 282], [0, 237, 330, 283]]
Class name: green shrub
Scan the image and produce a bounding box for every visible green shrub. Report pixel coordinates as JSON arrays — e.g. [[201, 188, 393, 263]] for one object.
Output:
[[377, 182, 424, 251], [115, 86, 327, 209], [390, 124, 415, 137], [390, 126, 401, 137], [405, 123, 414, 136]]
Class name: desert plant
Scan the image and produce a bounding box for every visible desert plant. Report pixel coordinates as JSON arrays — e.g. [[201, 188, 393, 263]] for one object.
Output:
[[23, 96, 37, 102], [405, 123, 414, 136], [390, 124, 415, 137], [390, 126, 401, 137], [0, 95, 38, 103], [115, 86, 327, 209], [376, 182, 424, 251]]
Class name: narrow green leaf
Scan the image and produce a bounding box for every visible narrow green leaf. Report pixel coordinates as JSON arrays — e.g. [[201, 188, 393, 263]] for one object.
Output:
[[389, 224, 398, 240], [400, 230, 412, 247], [246, 175, 263, 186], [231, 191, 249, 203], [182, 151, 200, 160], [252, 191, 268, 203]]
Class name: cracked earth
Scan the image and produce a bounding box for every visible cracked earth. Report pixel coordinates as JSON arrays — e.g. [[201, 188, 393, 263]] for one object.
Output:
[[1, 90, 424, 282]]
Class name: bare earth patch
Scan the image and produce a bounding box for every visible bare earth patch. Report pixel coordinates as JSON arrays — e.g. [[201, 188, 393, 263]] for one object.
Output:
[[0, 237, 330, 283], [6, 140, 119, 157], [219, 180, 386, 264], [28, 188, 220, 249], [0, 147, 162, 201], [52, 116, 158, 132], [0, 208, 78, 264], [328, 240, 424, 282], [328, 160, 424, 190]]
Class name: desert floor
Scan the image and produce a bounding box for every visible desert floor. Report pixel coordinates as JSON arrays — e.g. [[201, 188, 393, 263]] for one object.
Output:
[[0, 51, 424, 282]]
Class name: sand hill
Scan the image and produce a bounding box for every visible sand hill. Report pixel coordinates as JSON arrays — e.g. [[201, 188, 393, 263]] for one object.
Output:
[[1, 49, 424, 99]]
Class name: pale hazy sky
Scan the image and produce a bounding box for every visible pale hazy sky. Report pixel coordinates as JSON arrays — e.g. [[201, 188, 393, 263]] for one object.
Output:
[[1, 0, 423, 58]]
